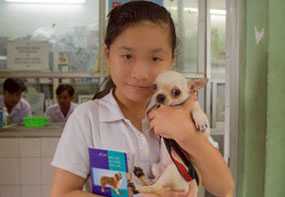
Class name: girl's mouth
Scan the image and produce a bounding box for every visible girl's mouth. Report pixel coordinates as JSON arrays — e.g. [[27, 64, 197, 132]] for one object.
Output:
[[127, 84, 152, 89]]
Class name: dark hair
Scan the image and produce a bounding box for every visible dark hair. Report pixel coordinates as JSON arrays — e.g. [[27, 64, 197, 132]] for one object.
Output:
[[3, 78, 27, 93], [105, 1, 176, 55], [93, 0, 176, 99], [56, 84, 75, 97]]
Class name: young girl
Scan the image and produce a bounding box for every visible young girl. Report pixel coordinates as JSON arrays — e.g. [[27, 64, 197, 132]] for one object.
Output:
[[50, 1, 234, 197]]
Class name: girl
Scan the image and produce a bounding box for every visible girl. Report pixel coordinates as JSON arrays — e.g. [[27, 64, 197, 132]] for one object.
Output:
[[50, 1, 234, 197]]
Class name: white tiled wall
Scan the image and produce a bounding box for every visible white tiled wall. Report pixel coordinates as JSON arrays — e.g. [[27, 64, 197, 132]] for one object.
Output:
[[0, 185, 21, 197], [20, 158, 41, 185], [41, 158, 54, 185], [0, 139, 19, 158], [21, 185, 41, 197], [0, 137, 59, 197], [0, 158, 20, 185], [19, 138, 41, 158], [40, 185, 51, 197], [41, 138, 59, 158]]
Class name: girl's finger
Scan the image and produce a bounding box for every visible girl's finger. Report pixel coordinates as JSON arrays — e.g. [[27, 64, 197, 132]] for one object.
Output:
[[149, 119, 155, 128], [148, 110, 156, 120], [149, 119, 158, 130]]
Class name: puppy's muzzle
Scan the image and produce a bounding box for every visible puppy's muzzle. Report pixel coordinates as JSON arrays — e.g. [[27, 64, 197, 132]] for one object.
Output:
[[156, 94, 166, 104]]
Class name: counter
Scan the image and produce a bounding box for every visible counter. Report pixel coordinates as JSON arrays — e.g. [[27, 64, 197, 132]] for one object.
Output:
[[0, 123, 63, 197], [0, 123, 64, 137]]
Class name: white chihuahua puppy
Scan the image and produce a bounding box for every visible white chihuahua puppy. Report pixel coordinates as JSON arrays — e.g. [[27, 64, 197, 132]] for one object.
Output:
[[146, 70, 218, 146], [137, 70, 218, 196]]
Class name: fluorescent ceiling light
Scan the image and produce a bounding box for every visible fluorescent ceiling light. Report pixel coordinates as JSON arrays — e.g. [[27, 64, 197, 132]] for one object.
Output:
[[209, 9, 226, 16], [5, 0, 86, 4], [169, 6, 226, 16]]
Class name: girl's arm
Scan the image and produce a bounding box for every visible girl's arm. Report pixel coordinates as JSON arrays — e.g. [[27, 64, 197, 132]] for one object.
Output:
[[148, 99, 234, 197], [50, 168, 102, 197], [51, 168, 189, 197], [179, 131, 234, 197]]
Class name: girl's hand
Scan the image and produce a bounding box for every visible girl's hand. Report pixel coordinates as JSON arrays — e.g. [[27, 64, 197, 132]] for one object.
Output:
[[148, 97, 198, 144]]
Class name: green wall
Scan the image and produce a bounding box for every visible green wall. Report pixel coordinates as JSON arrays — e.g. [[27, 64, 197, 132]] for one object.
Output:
[[238, 0, 267, 196], [238, 0, 285, 196], [265, 0, 285, 196]]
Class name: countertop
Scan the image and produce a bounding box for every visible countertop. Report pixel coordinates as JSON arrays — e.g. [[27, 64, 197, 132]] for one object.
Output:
[[0, 123, 64, 137]]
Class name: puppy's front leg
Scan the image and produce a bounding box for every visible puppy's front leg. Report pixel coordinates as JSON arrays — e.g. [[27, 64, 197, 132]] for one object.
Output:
[[191, 102, 219, 148], [137, 164, 188, 194], [191, 101, 210, 133]]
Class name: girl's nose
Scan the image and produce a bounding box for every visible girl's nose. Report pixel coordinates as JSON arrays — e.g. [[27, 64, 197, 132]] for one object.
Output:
[[130, 62, 150, 80]]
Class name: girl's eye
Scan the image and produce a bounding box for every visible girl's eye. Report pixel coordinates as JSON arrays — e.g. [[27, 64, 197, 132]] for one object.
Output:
[[121, 54, 132, 60], [152, 57, 162, 62]]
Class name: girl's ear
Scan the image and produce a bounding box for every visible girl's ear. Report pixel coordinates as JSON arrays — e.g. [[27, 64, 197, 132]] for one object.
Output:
[[104, 45, 110, 60], [104, 45, 111, 71], [187, 78, 208, 93]]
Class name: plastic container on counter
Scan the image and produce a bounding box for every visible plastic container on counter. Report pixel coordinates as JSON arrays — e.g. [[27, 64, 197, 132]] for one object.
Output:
[[23, 116, 49, 128]]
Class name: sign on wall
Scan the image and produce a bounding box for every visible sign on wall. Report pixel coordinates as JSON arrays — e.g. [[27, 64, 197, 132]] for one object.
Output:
[[7, 40, 49, 71]]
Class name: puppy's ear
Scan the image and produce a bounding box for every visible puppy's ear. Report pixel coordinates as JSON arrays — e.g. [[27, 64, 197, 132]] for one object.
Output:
[[188, 78, 208, 93]]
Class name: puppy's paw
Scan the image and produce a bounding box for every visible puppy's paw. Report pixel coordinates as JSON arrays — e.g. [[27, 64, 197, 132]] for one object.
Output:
[[192, 111, 209, 132]]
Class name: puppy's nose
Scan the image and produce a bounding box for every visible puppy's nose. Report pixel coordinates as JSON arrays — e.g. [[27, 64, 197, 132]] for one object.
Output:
[[156, 94, 166, 104]]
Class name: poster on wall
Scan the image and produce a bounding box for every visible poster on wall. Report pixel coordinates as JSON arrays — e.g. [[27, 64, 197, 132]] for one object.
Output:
[[7, 40, 49, 71], [108, 0, 164, 11]]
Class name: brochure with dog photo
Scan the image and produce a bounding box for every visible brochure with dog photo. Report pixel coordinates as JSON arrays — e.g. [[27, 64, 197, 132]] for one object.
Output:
[[88, 147, 129, 197]]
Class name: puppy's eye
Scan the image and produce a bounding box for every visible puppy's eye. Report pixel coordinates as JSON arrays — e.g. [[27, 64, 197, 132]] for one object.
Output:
[[153, 84, 158, 91], [171, 88, 181, 97]]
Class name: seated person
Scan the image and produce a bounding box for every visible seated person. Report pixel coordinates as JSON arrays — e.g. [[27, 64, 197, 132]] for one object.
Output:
[[46, 84, 77, 122], [0, 78, 32, 125]]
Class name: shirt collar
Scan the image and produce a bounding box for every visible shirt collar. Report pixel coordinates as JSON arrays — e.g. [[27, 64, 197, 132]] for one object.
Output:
[[98, 89, 125, 122], [55, 103, 76, 118]]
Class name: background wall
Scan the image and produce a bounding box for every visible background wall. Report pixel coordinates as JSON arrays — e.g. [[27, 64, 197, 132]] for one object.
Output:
[[238, 0, 285, 196], [265, 0, 285, 196]]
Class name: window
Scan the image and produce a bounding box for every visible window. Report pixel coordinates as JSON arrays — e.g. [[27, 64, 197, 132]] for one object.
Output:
[[164, 0, 199, 73], [0, 0, 100, 115]]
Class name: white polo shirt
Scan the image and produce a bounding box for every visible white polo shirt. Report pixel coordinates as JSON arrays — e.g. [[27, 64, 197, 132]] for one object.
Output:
[[0, 96, 32, 124], [51, 90, 169, 183], [46, 103, 77, 123]]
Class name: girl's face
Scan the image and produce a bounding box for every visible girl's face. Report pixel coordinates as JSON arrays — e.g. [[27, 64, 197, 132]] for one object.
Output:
[[105, 21, 174, 103]]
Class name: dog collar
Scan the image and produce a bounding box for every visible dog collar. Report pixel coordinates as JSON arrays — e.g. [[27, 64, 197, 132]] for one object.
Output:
[[164, 138, 200, 184]]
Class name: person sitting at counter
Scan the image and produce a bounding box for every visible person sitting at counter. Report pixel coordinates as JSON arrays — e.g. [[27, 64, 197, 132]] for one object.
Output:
[[46, 84, 77, 123], [0, 78, 32, 125]]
